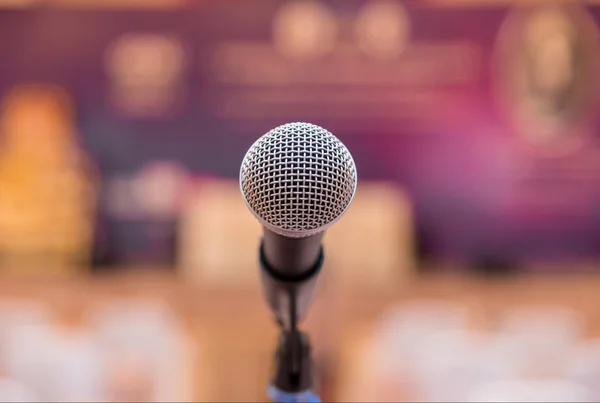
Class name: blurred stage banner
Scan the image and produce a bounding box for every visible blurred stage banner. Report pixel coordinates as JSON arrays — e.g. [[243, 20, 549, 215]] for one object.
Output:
[[1, 0, 600, 267]]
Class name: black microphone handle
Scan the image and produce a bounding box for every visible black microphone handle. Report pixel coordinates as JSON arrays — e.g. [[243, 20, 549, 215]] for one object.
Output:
[[262, 230, 323, 278], [259, 229, 325, 329]]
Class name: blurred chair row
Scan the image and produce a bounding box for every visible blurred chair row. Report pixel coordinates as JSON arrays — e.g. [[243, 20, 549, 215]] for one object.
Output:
[[0, 290, 597, 402], [0, 298, 192, 402], [339, 300, 600, 402]]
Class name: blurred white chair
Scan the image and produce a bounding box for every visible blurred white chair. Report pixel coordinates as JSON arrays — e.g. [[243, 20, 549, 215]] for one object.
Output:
[[368, 301, 471, 401], [466, 380, 593, 402], [86, 298, 179, 337], [0, 378, 39, 402], [496, 307, 583, 343], [1, 323, 62, 401], [472, 334, 529, 384], [491, 307, 583, 379], [47, 329, 103, 402], [86, 299, 192, 402], [567, 339, 600, 401], [377, 299, 470, 334], [0, 301, 56, 400], [410, 329, 485, 402], [0, 300, 54, 337], [0, 300, 55, 362], [375, 300, 469, 353]]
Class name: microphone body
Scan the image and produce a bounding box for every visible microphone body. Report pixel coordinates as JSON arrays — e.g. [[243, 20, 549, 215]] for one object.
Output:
[[240, 122, 357, 326], [262, 231, 323, 276], [240, 122, 357, 395], [260, 231, 323, 328]]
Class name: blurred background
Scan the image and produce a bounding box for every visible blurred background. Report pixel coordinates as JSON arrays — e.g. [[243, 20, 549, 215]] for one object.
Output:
[[1, 0, 600, 401]]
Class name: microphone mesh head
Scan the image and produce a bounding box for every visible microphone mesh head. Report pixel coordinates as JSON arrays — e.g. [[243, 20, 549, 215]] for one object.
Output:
[[240, 122, 357, 238]]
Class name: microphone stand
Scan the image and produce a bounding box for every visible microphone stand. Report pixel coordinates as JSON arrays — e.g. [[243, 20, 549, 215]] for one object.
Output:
[[267, 290, 321, 403], [258, 239, 324, 403]]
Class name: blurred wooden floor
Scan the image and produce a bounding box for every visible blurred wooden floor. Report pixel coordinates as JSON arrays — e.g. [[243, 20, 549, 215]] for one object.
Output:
[[0, 268, 600, 401]]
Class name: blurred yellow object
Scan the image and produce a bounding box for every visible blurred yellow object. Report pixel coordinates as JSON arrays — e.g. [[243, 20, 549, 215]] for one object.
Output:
[[0, 84, 96, 275], [324, 181, 415, 291]]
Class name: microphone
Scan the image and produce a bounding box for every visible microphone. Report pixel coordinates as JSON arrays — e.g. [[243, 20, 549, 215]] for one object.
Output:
[[240, 122, 357, 396], [240, 122, 357, 327]]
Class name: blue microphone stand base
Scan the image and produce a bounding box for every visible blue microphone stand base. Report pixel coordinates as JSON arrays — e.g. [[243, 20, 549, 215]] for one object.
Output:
[[268, 386, 321, 403], [267, 330, 321, 403]]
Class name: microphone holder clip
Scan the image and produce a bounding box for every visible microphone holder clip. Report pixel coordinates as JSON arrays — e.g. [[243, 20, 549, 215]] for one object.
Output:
[[268, 300, 321, 402], [270, 293, 315, 395], [259, 242, 323, 402]]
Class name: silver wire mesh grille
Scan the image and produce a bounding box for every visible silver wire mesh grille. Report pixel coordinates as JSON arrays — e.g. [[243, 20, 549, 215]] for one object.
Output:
[[240, 122, 357, 238]]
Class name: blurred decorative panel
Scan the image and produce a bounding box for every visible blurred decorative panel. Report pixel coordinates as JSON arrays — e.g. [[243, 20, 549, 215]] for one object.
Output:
[[178, 178, 262, 287], [324, 182, 415, 289], [0, 84, 96, 275], [205, 0, 480, 124], [0, 1, 599, 268]]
